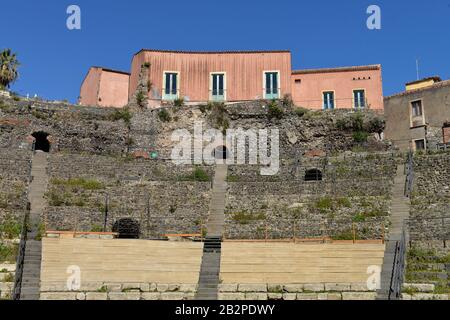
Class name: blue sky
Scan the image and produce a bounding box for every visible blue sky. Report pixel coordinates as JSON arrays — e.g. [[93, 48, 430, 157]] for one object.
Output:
[[2, 0, 450, 103]]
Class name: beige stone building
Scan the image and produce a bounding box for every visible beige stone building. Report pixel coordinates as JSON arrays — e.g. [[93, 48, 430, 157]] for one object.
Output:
[[384, 77, 450, 151]]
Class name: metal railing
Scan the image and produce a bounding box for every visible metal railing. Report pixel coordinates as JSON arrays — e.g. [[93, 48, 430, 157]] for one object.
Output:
[[223, 218, 386, 242], [404, 151, 414, 198], [388, 224, 407, 300], [12, 205, 30, 300]]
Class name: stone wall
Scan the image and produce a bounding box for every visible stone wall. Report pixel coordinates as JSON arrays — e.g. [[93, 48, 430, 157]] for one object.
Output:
[[217, 283, 377, 301], [0, 148, 31, 221], [0, 263, 15, 300], [40, 282, 197, 301], [0, 97, 129, 154], [225, 154, 397, 240], [410, 153, 450, 240], [44, 153, 212, 237]]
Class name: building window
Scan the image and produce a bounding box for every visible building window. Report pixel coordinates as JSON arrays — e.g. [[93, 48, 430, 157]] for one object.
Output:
[[323, 91, 335, 110], [353, 89, 366, 109], [210, 73, 226, 101], [264, 71, 280, 99], [163, 72, 179, 100], [414, 139, 426, 151], [410, 100, 424, 127]]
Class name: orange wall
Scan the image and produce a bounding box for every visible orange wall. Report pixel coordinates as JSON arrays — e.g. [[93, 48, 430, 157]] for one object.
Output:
[[79, 67, 129, 108], [291, 67, 384, 111], [79, 67, 101, 106], [97, 70, 129, 108], [129, 51, 292, 104]]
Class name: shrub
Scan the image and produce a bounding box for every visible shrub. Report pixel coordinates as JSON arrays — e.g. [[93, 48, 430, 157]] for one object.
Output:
[[109, 108, 132, 126], [367, 117, 385, 134], [191, 167, 210, 182], [91, 225, 104, 233], [350, 112, 365, 131], [0, 243, 18, 262], [136, 91, 145, 108], [267, 100, 283, 120], [315, 197, 333, 211], [230, 211, 265, 225], [158, 109, 172, 122], [353, 131, 369, 143], [174, 97, 184, 107], [294, 107, 308, 117], [281, 94, 294, 108], [52, 178, 105, 190], [0, 217, 22, 239]]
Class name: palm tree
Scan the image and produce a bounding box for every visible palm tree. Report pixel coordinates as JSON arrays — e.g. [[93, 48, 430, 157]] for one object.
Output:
[[0, 49, 20, 90]]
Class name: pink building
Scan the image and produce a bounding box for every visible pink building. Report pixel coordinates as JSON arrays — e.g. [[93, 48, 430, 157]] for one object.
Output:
[[291, 65, 384, 111], [79, 67, 130, 108], [79, 49, 384, 111]]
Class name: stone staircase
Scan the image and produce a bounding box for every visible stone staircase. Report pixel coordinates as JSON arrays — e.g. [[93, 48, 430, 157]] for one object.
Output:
[[20, 151, 48, 300], [377, 163, 410, 300], [195, 164, 228, 300], [196, 237, 222, 300]]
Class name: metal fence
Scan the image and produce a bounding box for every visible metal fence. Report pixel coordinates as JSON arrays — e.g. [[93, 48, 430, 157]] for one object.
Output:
[[12, 206, 30, 300], [388, 224, 407, 300], [404, 151, 414, 198]]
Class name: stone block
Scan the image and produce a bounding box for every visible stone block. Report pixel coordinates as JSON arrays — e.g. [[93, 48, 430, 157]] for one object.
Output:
[[0, 264, 15, 272], [303, 283, 325, 292], [245, 293, 268, 300], [108, 292, 141, 300], [342, 292, 377, 300], [39, 282, 68, 292], [403, 283, 435, 293], [412, 294, 448, 300], [80, 282, 104, 292], [105, 283, 122, 292], [40, 292, 77, 300], [86, 292, 108, 301], [297, 293, 318, 300], [122, 283, 141, 291], [218, 293, 245, 301], [284, 284, 304, 293], [401, 294, 412, 300], [350, 283, 370, 292], [327, 293, 343, 300], [267, 293, 283, 300], [267, 284, 284, 293], [282, 293, 297, 301], [325, 283, 351, 292], [141, 293, 161, 300], [168, 284, 180, 292], [179, 284, 197, 293], [148, 283, 158, 292], [76, 293, 86, 300], [157, 284, 169, 292], [219, 283, 238, 292], [161, 292, 186, 300], [0, 273, 13, 282], [238, 284, 267, 293]]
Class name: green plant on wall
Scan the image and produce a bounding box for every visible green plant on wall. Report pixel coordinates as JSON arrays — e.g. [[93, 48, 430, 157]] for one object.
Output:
[[158, 109, 172, 122]]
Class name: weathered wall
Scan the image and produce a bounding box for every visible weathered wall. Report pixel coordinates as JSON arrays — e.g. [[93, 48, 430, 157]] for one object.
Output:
[[130, 50, 293, 103], [291, 65, 384, 111], [0, 97, 129, 154], [384, 81, 450, 150]]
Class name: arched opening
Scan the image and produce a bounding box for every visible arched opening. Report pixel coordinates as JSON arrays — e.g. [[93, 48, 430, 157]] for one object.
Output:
[[112, 218, 140, 239], [213, 145, 229, 160], [305, 169, 323, 182], [32, 131, 50, 153]]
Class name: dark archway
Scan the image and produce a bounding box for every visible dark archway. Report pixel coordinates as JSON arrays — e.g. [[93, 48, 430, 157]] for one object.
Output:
[[32, 131, 50, 153], [305, 169, 323, 181], [112, 218, 140, 239], [213, 145, 229, 160]]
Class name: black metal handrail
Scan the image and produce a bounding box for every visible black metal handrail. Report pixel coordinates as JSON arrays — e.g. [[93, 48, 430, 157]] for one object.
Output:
[[388, 224, 407, 300], [13, 205, 30, 300], [404, 151, 414, 198]]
